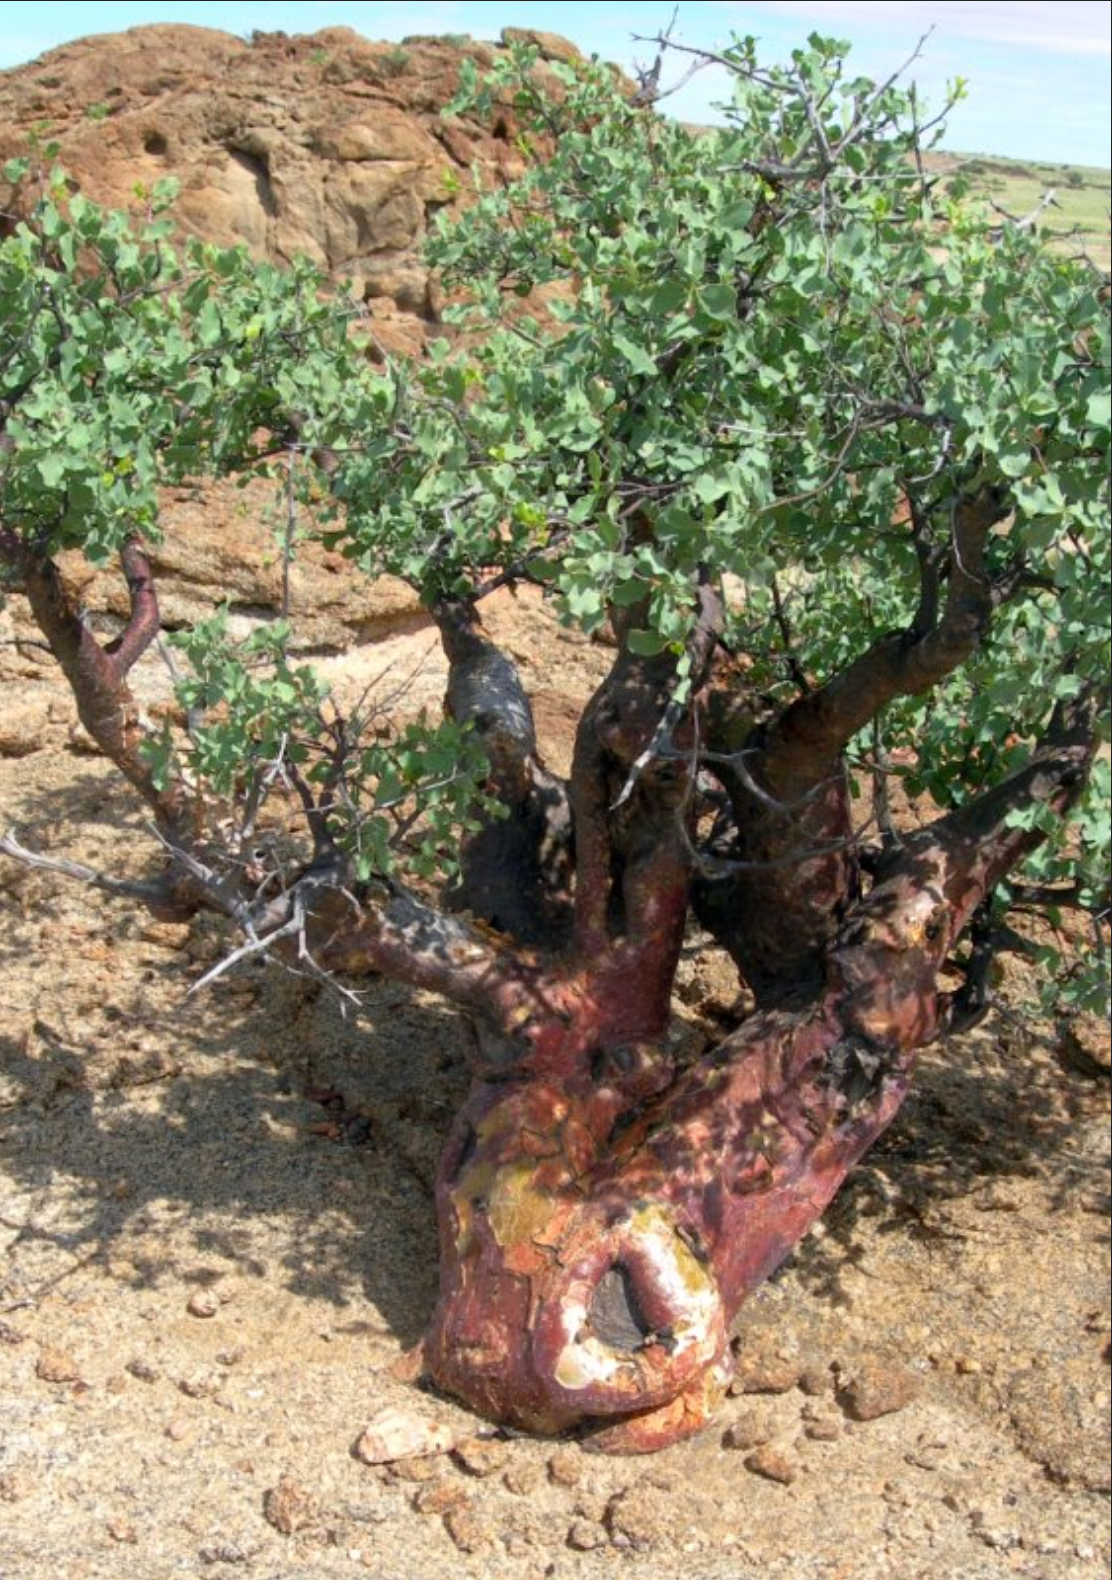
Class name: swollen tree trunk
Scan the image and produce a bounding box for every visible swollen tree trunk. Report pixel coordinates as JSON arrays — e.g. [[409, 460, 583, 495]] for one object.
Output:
[[7, 528, 1097, 1455], [415, 697, 1095, 1451]]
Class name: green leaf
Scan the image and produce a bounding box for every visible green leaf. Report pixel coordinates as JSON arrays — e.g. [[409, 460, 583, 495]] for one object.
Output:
[[698, 283, 736, 320], [611, 334, 658, 377]]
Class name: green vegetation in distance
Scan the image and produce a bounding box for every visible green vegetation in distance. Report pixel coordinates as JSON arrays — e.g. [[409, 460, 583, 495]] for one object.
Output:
[[927, 150, 1112, 270]]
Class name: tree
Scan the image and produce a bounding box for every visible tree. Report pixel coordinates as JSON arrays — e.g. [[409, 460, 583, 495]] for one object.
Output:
[[1, 33, 1108, 1454]]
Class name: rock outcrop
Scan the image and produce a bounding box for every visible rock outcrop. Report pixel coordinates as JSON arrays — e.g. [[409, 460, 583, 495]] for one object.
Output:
[[0, 23, 582, 352], [0, 24, 592, 754]]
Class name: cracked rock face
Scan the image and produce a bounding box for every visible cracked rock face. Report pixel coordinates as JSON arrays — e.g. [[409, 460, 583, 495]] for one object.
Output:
[[0, 22, 581, 354]]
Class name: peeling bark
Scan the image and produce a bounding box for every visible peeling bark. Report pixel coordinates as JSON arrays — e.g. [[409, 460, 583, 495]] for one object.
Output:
[[419, 703, 1096, 1451]]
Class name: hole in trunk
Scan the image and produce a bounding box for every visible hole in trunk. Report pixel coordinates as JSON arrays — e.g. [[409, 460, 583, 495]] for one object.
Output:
[[587, 1263, 653, 1353]]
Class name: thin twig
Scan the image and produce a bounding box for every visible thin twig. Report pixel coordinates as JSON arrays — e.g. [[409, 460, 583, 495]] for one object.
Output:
[[0, 828, 175, 906]]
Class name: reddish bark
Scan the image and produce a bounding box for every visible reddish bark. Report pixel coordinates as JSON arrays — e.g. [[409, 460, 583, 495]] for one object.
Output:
[[693, 486, 1012, 1002], [17, 542, 189, 838], [417, 706, 1095, 1451], [8, 527, 1098, 1457]]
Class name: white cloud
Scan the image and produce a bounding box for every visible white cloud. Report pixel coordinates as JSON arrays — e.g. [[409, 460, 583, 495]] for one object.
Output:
[[715, 1, 1111, 56]]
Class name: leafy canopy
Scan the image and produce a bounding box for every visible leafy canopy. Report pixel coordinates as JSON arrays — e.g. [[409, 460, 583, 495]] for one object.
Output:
[[1, 32, 1108, 1009]]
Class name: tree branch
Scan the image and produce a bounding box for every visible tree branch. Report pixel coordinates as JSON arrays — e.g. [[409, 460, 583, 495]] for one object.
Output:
[[102, 539, 161, 682], [758, 484, 1010, 800], [16, 546, 192, 837], [0, 827, 189, 913], [433, 599, 572, 947]]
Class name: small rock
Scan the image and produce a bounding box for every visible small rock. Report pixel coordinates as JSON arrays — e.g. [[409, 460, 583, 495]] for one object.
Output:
[[730, 1330, 803, 1394], [126, 1357, 160, 1384], [107, 1519, 138, 1544], [0, 1321, 26, 1347], [444, 1503, 490, 1554], [354, 1407, 455, 1463], [165, 1418, 193, 1442], [547, 1446, 583, 1487], [607, 1484, 668, 1551], [187, 1290, 221, 1319], [35, 1345, 81, 1383], [722, 1407, 773, 1451], [798, 1363, 830, 1397], [387, 1456, 440, 1483], [804, 1417, 841, 1443], [839, 1359, 922, 1421], [0, 1471, 32, 1503], [452, 1435, 510, 1477], [504, 1462, 542, 1496], [905, 1433, 948, 1471], [567, 1518, 607, 1551], [976, 1526, 1019, 1551], [263, 1477, 319, 1536], [412, 1482, 469, 1517], [179, 1370, 222, 1399], [573, 1492, 608, 1522], [198, 1541, 253, 1565], [744, 1445, 799, 1485]]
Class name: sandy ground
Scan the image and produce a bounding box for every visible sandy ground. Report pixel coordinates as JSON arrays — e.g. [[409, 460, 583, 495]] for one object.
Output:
[[1, 603, 1109, 1580]]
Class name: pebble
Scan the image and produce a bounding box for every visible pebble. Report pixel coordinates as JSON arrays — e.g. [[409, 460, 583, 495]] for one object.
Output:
[[573, 1492, 608, 1522], [903, 1434, 947, 1466], [263, 1477, 320, 1536], [187, 1290, 221, 1319], [35, 1345, 81, 1383], [387, 1456, 440, 1483], [412, 1482, 469, 1517], [804, 1417, 841, 1443], [729, 1331, 805, 1394], [0, 1472, 32, 1504], [198, 1541, 253, 1565], [126, 1357, 160, 1383], [839, 1359, 922, 1421], [722, 1408, 773, 1451], [106, 1519, 138, 1544], [452, 1435, 510, 1478], [444, 1503, 490, 1553], [744, 1445, 799, 1485], [354, 1407, 455, 1463], [504, 1462, 543, 1496], [798, 1362, 830, 1397], [607, 1484, 668, 1551], [179, 1370, 222, 1399], [547, 1446, 584, 1487], [165, 1418, 193, 1442], [567, 1518, 607, 1551]]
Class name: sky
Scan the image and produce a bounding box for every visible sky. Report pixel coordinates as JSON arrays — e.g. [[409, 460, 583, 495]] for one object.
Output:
[[0, 1, 1108, 165]]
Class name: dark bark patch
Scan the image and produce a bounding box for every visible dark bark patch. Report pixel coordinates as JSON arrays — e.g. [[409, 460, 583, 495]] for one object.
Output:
[[587, 1264, 653, 1353]]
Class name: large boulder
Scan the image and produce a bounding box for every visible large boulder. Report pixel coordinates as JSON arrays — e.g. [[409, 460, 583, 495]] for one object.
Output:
[[0, 23, 584, 352]]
